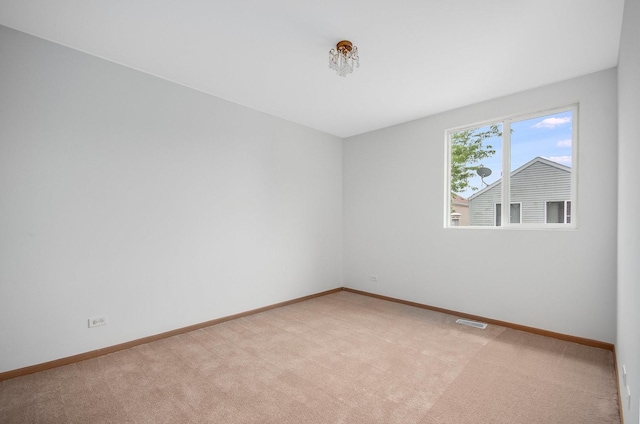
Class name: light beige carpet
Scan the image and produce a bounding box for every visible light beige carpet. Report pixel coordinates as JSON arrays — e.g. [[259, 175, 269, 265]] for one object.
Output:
[[0, 291, 620, 423]]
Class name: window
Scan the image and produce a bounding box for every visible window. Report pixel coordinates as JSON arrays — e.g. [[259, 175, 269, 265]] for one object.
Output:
[[495, 203, 521, 226], [546, 201, 571, 224], [446, 106, 577, 228]]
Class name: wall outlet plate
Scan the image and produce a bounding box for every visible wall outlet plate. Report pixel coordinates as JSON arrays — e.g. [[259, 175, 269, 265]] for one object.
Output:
[[88, 316, 107, 328]]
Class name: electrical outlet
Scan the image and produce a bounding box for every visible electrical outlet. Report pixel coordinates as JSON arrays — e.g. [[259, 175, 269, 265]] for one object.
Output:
[[88, 316, 107, 328], [370, 275, 378, 282]]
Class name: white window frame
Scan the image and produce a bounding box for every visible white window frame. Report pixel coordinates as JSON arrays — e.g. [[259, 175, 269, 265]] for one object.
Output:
[[444, 104, 578, 229]]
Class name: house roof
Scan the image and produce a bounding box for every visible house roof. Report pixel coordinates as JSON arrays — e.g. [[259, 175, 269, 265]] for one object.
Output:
[[467, 157, 571, 200], [0, 1, 625, 138]]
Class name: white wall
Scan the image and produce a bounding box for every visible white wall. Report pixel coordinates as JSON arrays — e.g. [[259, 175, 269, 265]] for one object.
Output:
[[344, 69, 618, 343], [0, 26, 343, 373], [617, 1, 640, 423]]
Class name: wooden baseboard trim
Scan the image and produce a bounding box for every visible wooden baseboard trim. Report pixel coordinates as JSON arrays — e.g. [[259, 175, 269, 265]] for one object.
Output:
[[613, 345, 625, 424], [0, 287, 343, 382], [342, 287, 614, 351]]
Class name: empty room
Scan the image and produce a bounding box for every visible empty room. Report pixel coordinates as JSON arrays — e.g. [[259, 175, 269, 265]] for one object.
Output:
[[1, 1, 639, 423]]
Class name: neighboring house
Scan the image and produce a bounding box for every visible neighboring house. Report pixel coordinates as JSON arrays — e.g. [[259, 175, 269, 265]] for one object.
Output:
[[450, 194, 469, 226], [468, 157, 572, 226]]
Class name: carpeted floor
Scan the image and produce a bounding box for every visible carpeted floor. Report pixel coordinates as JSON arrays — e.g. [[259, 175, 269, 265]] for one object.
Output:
[[0, 291, 621, 423]]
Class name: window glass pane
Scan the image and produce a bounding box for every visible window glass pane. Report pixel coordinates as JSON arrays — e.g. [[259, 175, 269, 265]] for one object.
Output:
[[451, 124, 502, 227], [510, 111, 573, 224], [510, 203, 521, 223], [546, 201, 564, 223], [495, 203, 520, 226]]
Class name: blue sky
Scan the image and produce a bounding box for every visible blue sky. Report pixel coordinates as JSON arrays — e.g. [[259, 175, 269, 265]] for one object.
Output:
[[455, 110, 573, 199]]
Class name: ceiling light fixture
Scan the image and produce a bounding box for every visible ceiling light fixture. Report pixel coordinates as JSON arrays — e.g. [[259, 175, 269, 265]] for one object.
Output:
[[329, 40, 359, 77]]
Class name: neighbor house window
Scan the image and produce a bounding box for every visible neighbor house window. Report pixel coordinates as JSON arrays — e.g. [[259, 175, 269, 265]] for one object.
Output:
[[495, 203, 521, 226], [546, 201, 571, 224], [446, 106, 577, 228]]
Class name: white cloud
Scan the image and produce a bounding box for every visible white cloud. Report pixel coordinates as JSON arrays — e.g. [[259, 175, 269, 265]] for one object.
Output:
[[544, 155, 572, 165], [532, 117, 571, 129], [557, 139, 572, 147]]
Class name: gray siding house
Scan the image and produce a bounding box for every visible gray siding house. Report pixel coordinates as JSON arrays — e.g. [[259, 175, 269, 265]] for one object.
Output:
[[468, 157, 571, 226]]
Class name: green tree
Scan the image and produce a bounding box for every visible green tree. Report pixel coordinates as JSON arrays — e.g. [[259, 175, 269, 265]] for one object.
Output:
[[450, 125, 500, 195]]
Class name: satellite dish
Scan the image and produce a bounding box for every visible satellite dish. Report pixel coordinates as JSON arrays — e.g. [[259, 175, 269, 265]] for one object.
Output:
[[477, 167, 492, 188], [477, 167, 492, 178]]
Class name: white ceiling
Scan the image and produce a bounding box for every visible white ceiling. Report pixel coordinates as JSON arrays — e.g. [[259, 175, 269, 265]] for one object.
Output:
[[0, 1, 625, 138]]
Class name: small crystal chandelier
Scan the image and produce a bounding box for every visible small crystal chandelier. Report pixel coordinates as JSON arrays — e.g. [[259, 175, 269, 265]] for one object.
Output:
[[329, 40, 359, 77]]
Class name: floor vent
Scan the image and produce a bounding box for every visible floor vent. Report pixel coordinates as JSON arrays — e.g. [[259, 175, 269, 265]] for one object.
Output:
[[455, 319, 488, 329]]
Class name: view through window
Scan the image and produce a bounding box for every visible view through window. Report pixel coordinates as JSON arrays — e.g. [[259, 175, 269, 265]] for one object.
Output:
[[447, 107, 576, 228]]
